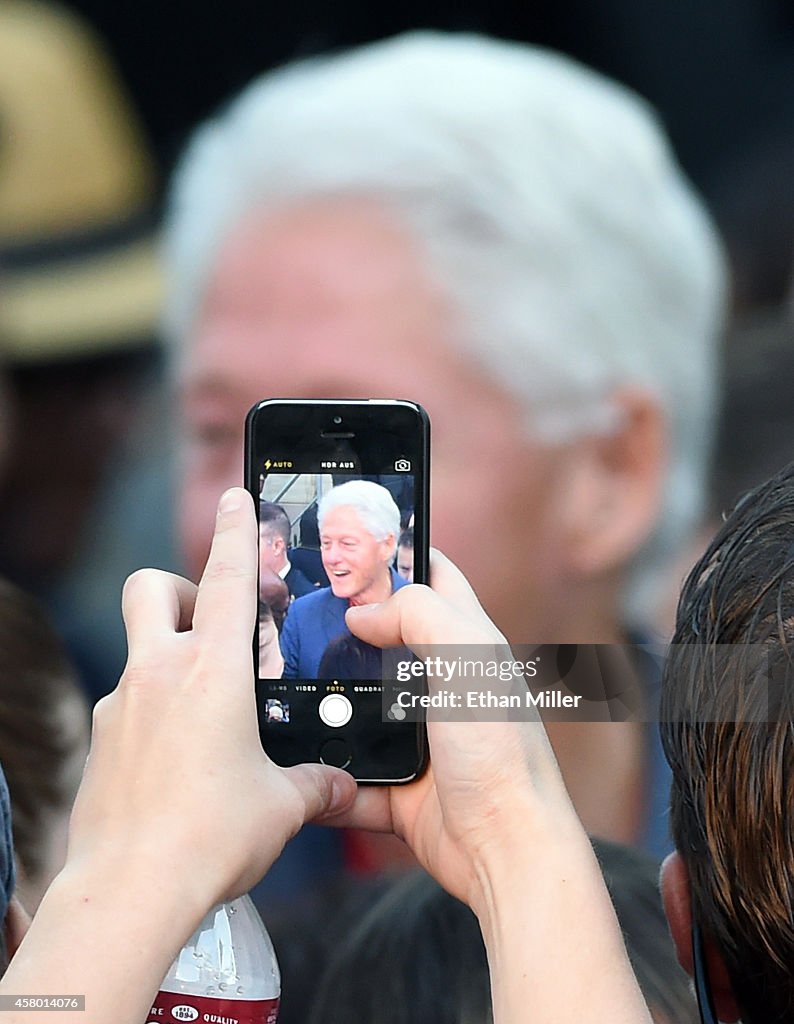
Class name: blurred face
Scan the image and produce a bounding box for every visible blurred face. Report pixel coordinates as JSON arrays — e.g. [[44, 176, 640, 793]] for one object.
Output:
[[397, 544, 414, 581], [319, 505, 394, 604], [179, 199, 575, 642], [258, 526, 284, 577]]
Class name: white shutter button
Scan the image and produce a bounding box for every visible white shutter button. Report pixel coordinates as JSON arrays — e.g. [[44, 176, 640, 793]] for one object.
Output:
[[319, 692, 353, 728]]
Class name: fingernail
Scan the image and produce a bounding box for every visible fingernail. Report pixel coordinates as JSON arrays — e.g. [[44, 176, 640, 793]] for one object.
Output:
[[218, 489, 242, 515], [348, 602, 381, 614], [331, 775, 355, 811]]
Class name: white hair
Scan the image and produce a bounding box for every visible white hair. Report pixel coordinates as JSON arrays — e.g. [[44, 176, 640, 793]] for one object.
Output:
[[164, 31, 727, 618], [318, 481, 401, 559]]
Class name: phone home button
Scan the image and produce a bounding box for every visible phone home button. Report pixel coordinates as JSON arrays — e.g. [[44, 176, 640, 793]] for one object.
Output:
[[318, 692, 353, 728], [319, 738, 352, 769]]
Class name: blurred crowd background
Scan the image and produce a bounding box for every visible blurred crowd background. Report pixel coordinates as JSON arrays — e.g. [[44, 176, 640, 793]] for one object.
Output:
[[0, 0, 789, 706], [0, 0, 792, 1018]]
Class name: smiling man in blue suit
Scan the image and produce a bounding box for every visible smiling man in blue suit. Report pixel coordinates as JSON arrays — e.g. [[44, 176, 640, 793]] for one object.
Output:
[[280, 480, 408, 678]]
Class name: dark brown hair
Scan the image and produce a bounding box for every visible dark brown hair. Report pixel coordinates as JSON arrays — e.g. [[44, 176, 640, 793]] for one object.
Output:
[[0, 578, 89, 885], [259, 501, 291, 548], [283, 839, 697, 1024], [661, 461, 794, 1024]]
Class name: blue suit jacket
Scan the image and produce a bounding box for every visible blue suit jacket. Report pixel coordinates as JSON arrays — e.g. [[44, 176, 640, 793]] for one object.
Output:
[[281, 569, 408, 678]]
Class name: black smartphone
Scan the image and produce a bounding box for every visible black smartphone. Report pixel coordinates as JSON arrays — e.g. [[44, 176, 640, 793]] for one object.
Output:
[[245, 399, 429, 783]]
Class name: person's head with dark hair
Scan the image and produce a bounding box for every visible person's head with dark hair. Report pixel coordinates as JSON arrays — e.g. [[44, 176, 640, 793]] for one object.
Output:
[[317, 633, 386, 682], [302, 838, 697, 1024], [596, 839, 699, 1024], [308, 870, 490, 1024], [0, 578, 90, 912], [298, 503, 320, 550], [259, 501, 291, 578], [396, 527, 414, 582], [659, 460, 794, 1024], [289, 503, 329, 589]]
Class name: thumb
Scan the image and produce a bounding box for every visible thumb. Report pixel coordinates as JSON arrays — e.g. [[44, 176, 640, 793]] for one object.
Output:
[[346, 584, 443, 650], [347, 584, 488, 652], [284, 763, 358, 823]]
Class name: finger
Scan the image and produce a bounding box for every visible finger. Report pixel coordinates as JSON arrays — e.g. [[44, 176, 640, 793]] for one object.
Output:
[[428, 549, 491, 622], [192, 488, 258, 644], [283, 763, 358, 823], [122, 568, 198, 648], [346, 583, 491, 653], [314, 784, 396, 832], [346, 584, 437, 648]]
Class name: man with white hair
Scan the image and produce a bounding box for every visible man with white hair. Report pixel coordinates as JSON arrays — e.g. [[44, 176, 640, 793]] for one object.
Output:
[[168, 32, 726, 851], [280, 480, 407, 678]]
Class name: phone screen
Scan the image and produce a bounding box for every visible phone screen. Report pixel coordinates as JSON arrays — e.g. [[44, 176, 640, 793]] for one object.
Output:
[[246, 400, 428, 782]]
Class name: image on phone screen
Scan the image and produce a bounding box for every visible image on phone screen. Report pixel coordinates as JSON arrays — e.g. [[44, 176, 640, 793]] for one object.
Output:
[[258, 471, 415, 682], [246, 399, 428, 782]]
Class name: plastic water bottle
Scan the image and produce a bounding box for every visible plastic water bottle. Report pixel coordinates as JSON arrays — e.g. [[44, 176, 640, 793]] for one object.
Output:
[[147, 894, 280, 1024]]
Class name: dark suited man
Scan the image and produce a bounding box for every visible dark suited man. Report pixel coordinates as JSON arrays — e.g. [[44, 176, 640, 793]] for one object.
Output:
[[259, 501, 314, 601]]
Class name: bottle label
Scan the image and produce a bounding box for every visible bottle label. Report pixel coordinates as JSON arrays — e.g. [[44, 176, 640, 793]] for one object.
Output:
[[147, 990, 279, 1024]]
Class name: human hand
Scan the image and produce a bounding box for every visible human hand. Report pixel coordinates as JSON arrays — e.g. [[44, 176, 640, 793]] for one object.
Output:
[[65, 488, 356, 906], [327, 552, 579, 913]]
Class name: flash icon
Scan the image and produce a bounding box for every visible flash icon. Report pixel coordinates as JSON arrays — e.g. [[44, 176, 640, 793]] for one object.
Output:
[[264, 459, 272, 471]]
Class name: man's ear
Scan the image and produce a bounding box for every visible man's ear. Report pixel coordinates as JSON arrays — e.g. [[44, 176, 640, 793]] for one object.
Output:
[[4, 895, 31, 959], [381, 536, 397, 565], [559, 388, 666, 577], [661, 852, 741, 1023]]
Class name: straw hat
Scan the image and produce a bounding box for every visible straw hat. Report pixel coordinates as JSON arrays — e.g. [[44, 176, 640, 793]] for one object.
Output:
[[0, 0, 164, 363]]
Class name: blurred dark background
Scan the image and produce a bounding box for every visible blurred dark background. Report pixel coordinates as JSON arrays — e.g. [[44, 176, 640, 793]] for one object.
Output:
[[67, 0, 794, 200], [63, 0, 794, 315]]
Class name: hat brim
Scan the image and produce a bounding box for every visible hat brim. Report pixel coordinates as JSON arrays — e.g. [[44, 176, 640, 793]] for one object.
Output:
[[1, 234, 164, 363]]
